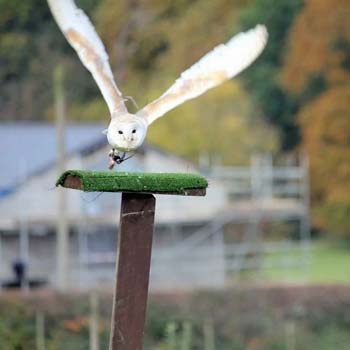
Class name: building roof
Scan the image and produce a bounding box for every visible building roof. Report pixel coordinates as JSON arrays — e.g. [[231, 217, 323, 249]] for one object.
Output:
[[0, 122, 105, 197]]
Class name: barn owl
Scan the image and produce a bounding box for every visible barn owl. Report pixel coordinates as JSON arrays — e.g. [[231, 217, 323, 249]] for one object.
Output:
[[47, 0, 268, 169]]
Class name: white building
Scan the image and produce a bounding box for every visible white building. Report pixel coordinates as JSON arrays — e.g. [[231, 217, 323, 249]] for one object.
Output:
[[0, 123, 310, 291], [0, 122, 228, 291]]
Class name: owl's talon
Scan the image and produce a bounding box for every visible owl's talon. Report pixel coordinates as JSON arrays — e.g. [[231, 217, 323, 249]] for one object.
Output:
[[108, 151, 135, 169], [108, 159, 116, 170]]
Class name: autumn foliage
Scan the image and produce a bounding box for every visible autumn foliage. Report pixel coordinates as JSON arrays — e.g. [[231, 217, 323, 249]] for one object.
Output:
[[282, 0, 350, 236], [299, 86, 350, 236], [282, 0, 350, 94]]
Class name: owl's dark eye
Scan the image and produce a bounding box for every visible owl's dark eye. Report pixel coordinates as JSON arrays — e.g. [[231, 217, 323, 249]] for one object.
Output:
[[132, 129, 136, 134], [118, 130, 123, 134]]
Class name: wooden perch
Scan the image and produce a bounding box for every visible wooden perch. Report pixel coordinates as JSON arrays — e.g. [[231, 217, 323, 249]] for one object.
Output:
[[57, 170, 207, 350], [56, 170, 207, 196]]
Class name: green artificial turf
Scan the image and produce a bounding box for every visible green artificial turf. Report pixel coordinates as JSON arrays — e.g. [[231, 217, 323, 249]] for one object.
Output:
[[56, 170, 208, 194]]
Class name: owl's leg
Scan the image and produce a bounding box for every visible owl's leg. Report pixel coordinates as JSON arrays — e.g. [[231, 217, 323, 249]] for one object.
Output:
[[108, 148, 118, 170], [108, 148, 116, 158], [108, 150, 127, 169], [108, 150, 135, 169]]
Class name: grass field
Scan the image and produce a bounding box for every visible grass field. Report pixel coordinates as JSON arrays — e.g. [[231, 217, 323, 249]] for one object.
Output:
[[263, 240, 350, 284]]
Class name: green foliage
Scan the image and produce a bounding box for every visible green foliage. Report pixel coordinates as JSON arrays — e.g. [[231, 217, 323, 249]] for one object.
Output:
[[180, 322, 193, 350], [0, 0, 49, 31], [0, 301, 36, 350], [240, 0, 303, 149], [0, 0, 103, 120], [163, 321, 193, 350], [0, 286, 350, 349], [147, 82, 279, 164], [165, 322, 177, 350]]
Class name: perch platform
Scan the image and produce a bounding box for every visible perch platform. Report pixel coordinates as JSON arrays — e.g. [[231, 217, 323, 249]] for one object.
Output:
[[56, 170, 207, 350]]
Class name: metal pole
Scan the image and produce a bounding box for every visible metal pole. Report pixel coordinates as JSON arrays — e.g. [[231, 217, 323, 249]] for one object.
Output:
[[109, 193, 156, 350], [54, 64, 69, 290]]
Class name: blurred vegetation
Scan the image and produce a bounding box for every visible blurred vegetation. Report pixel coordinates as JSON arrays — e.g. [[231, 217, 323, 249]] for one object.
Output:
[[281, 0, 350, 237], [0, 0, 349, 235], [0, 286, 350, 349], [0, 0, 102, 121], [240, 0, 303, 150]]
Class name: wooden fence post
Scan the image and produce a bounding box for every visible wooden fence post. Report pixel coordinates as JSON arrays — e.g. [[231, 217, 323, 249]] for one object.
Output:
[[56, 170, 207, 350], [109, 193, 156, 350]]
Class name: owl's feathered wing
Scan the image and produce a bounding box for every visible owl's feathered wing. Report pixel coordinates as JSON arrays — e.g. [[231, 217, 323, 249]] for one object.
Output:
[[47, 0, 127, 116], [137, 25, 268, 125]]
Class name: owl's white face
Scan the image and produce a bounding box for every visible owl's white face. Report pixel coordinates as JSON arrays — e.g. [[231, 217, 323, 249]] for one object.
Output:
[[105, 114, 147, 152]]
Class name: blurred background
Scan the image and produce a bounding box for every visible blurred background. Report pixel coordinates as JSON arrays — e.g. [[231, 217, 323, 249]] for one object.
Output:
[[0, 0, 349, 349]]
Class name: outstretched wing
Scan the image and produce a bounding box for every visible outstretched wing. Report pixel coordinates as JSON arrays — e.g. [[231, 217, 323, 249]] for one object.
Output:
[[137, 25, 268, 125], [47, 0, 127, 116]]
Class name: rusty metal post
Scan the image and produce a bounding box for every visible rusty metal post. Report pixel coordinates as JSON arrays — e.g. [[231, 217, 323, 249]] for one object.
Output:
[[109, 193, 156, 350]]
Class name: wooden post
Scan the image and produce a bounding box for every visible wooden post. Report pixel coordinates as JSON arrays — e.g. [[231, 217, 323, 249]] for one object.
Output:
[[109, 193, 156, 350], [57, 170, 207, 349]]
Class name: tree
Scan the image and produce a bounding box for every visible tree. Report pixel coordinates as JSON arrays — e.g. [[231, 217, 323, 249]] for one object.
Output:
[[0, 0, 102, 120], [282, 0, 350, 95], [147, 81, 279, 165], [282, 0, 350, 237], [299, 86, 350, 237], [239, 0, 303, 149]]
